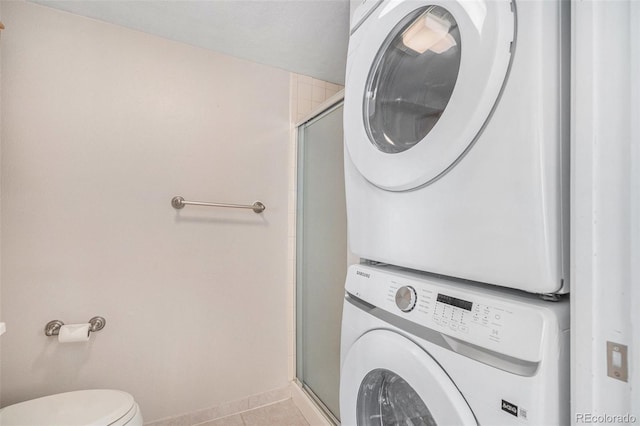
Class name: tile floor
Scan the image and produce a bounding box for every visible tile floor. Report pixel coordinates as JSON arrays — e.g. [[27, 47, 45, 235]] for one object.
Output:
[[196, 399, 309, 426]]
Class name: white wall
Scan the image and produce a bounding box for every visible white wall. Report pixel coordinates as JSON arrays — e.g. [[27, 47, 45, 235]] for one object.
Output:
[[572, 0, 640, 421], [0, 1, 290, 422]]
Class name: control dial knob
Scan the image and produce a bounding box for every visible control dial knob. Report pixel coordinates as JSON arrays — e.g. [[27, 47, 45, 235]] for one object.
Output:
[[395, 286, 417, 312]]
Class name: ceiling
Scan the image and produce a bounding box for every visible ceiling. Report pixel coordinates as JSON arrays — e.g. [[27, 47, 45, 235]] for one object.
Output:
[[30, 0, 350, 84]]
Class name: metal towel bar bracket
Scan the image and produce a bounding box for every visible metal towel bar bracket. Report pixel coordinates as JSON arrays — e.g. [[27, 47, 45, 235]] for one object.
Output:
[[171, 196, 266, 213]]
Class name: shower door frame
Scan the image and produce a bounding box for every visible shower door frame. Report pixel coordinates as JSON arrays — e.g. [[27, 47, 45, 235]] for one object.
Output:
[[295, 91, 345, 426]]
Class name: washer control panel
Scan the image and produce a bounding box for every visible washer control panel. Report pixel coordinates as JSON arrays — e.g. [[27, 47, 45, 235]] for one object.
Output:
[[348, 265, 546, 363]]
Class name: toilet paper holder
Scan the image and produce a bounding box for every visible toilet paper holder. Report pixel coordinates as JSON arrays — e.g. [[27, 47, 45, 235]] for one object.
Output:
[[44, 316, 106, 336]]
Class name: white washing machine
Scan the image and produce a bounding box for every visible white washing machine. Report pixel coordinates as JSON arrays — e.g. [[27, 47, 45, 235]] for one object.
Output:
[[344, 0, 570, 294], [340, 264, 569, 425]]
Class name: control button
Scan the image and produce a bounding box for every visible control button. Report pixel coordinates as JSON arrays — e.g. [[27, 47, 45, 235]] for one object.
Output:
[[441, 319, 449, 326], [460, 325, 469, 333], [395, 286, 417, 312], [495, 314, 501, 320], [433, 317, 441, 325], [491, 328, 500, 336], [450, 323, 458, 331]]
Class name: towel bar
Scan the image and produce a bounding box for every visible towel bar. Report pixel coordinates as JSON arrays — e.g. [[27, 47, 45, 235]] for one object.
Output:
[[171, 196, 266, 213]]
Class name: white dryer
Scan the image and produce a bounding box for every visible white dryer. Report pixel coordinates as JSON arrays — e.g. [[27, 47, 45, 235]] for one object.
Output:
[[340, 264, 570, 425], [344, 0, 570, 294]]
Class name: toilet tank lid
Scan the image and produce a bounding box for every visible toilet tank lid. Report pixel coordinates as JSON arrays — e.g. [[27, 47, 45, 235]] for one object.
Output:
[[0, 389, 136, 426]]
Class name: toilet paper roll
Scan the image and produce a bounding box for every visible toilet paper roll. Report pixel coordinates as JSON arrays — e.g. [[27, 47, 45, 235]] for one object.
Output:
[[58, 324, 91, 343]]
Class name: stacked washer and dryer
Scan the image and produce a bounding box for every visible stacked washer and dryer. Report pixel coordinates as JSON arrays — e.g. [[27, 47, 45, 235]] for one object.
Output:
[[340, 0, 570, 424]]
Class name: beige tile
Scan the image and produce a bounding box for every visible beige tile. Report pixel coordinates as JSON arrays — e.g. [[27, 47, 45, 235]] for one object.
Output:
[[288, 236, 296, 261], [289, 142, 297, 164], [326, 82, 343, 92], [288, 355, 296, 381], [213, 398, 250, 420], [288, 190, 296, 212], [298, 74, 312, 84], [188, 399, 248, 425], [190, 406, 219, 425], [289, 190, 297, 214], [288, 330, 295, 355], [242, 400, 309, 426], [288, 164, 297, 186], [288, 268, 295, 288], [290, 385, 331, 426], [311, 78, 326, 88], [288, 260, 296, 283], [197, 414, 245, 426], [311, 85, 325, 102], [288, 302, 296, 326], [189, 395, 261, 425], [298, 82, 312, 100], [325, 88, 339, 99], [290, 163, 298, 185], [287, 304, 295, 332], [248, 385, 292, 409], [297, 98, 312, 116], [145, 413, 191, 426], [288, 213, 296, 236]]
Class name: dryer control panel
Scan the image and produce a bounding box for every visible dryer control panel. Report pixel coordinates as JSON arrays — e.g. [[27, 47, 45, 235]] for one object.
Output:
[[348, 265, 552, 363]]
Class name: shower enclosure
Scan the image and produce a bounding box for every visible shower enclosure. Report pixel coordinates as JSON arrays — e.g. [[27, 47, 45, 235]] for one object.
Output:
[[296, 97, 346, 423]]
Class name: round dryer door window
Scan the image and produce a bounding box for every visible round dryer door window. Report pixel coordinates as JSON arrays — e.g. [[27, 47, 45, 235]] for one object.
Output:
[[340, 330, 477, 425], [364, 6, 461, 154], [344, 0, 515, 191]]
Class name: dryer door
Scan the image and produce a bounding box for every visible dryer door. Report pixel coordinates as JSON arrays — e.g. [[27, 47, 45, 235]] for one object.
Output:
[[340, 330, 477, 425], [344, 0, 514, 191]]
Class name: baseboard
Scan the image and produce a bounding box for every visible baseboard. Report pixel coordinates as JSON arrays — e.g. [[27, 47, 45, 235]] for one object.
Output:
[[145, 384, 291, 426], [290, 382, 334, 426]]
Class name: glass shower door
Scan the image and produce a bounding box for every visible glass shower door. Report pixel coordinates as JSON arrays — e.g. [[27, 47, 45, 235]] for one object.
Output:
[[296, 100, 345, 423]]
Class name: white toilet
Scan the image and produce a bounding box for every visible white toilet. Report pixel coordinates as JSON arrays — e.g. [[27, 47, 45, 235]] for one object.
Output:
[[0, 389, 143, 425]]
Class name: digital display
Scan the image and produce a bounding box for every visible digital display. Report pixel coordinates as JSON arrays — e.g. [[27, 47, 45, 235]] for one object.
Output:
[[437, 293, 473, 311]]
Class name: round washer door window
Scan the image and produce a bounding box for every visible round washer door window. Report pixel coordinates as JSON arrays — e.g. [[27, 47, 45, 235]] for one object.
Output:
[[339, 330, 477, 425], [357, 369, 437, 425], [364, 6, 461, 154], [344, 0, 514, 190]]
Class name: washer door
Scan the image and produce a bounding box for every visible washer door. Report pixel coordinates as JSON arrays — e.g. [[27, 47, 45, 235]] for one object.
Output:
[[340, 330, 477, 425], [344, 0, 514, 191]]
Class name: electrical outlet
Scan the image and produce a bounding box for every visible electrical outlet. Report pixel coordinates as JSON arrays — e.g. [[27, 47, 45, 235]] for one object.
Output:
[[607, 341, 628, 382]]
